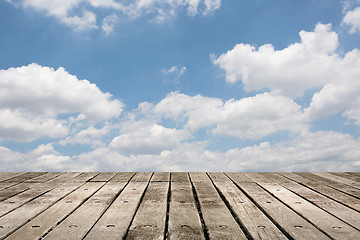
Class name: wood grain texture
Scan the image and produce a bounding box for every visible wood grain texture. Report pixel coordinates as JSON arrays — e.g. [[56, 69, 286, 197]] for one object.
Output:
[[0, 172, 359, 240], [189, 172, 247, 240], [84, 181, 149, 240], [244, 173, 360, 239], [126, 182, 169, 239], [43, 182, 127, 240], [227, 172, 330, 239], [209, 172, 287, 240]]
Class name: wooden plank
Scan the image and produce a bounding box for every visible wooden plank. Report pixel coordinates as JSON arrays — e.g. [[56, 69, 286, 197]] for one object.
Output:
[[84, 181, 149, 239], [262, 172, 360, 230], [279, 172, 360, 212], [110, 172, 135, 182], [0, 182, 38, 201], [66, 172, 98, 182], [25, 172, 63, 183], [245, 172, 360, 240], [0, 182, 18, 191], [42, 182, 127, 240], [189, 172, 210, 182], [209, 172, 287, 240], [313, 172, 360, 190], [131, 172, 153, 182], [0, 172, 85, 217], [296, 172, 360, 198], [168, 181, 204, 240], [3, 172, 47, 183], [0, 182, 83, 239], [189, 172, 247, 239], [126, 182, 169, 239], [0, 173, 26, 182], [89, 172, 117, 182], [330, 172, 360, 183], [6, 182, 104, 240], [226, 172, 330, 239], [151, 172, 170, 182], [171, 172, 189, 182]]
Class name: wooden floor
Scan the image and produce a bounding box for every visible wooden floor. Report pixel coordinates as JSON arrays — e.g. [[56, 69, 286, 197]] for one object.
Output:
[[1, 172, 360, 239]]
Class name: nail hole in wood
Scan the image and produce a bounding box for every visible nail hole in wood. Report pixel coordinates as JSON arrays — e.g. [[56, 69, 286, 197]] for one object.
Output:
[[333, 226, 342, 229], [69, 225, 77, 228], [258, 226, 266, 229], [219, 225, 227, 228], [295, 225, 302, 228], [32, 225, 41, 228], [107, 224, 115, 228]]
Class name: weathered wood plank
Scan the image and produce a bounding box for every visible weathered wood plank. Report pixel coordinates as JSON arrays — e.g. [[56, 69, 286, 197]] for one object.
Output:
[[0, 172, 85, 217], [171, 172, 189, 182], [262, 172, 360, 231], [151, 172, 170, 182], [65, 172, 98, 182], [126, 182, 169, 239], [131, 172, 153, 182], [0, 182, 18, 191], [296, 172, 360, 198], [6, 182, 104, 240], [24, 172, 63, 183], [226, 172, 330, 239], [189, 172, 247, 239], [110, 172, 135, 182], [168, 181, 204, 240], [279, 172, 360, 212], [84, 181, 149, 239], [2, 172, 47, 183], [0, 173, 26, 182], [42, 182, 126, 240], [0, 182, 83, 239], [0, 182, 38, 201], [209, 172, 287, 240], [245, 172, 360, 240], [313, 172, 360, 190], [89, 172, 117, 182], [330, 172, 360, 183]]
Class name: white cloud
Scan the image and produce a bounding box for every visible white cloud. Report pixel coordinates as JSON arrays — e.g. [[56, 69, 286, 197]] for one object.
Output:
[[161, 65, 187, 84], [59, 123, 113, 147], [343, 6, 360, 33], [304, 48, 360, 123], [109, 120, 191, 154], [10, 0, 222, 31], [0, 143, 98, 171], [212, 23, 340, 98], [2, 129, 360, 172], [102, 14, 119, 35], [0, 63, 123, 141], [139, 91, 307, 139], [211, 93, 306, 139]]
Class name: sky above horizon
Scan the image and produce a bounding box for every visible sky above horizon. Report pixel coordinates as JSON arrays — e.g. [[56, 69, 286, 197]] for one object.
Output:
[[1, 0, 360, 172]]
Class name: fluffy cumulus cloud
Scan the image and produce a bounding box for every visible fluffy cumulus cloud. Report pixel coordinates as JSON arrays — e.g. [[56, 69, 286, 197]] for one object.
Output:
[[137, 91, 307, 139], [8, 0, 221, 31], [0, 63, 123, 141], [212, 23, 340, 98], [109, 120, 191, 154], [343, 6, 360, 33], [213, 23, 360, 126], [2, 130, 360, 172]]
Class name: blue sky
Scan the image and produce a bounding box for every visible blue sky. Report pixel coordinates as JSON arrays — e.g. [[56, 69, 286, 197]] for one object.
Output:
[[1, 0, 360, 171]]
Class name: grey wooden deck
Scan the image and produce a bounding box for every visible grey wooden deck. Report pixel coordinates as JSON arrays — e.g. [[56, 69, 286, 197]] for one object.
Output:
[[0, 172, 360, 239]]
